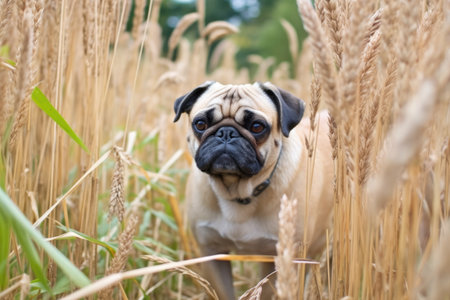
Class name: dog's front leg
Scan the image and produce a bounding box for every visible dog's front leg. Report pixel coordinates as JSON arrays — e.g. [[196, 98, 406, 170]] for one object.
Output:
[[202, 248, 235, 300]]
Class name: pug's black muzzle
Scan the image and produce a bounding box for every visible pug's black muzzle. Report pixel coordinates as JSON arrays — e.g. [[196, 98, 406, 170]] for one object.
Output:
[[195, 124, 263, 177]]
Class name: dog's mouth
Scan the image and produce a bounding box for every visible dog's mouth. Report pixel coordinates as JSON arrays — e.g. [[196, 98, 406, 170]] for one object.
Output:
[[210, 153, 241, 175]]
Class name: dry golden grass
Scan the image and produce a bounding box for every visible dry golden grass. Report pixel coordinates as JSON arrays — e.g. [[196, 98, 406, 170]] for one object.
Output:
[[108, 146, 127, 222], [168, 12, 200, 58], [275, 195, 299, 300], [0, 0, 449, 299]]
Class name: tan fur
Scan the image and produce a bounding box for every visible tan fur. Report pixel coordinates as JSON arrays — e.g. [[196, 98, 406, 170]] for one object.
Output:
[[183, 82, 333, 299]]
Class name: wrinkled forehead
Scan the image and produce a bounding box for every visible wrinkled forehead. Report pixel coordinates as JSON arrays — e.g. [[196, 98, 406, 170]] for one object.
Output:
[[190, 83, 277, 122]]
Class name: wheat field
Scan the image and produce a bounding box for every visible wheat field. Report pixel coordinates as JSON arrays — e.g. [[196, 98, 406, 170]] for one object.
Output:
[[0, 0, 449, 299]]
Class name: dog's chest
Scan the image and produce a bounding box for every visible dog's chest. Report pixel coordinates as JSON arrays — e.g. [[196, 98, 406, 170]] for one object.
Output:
[[196, 215, 279, 254]]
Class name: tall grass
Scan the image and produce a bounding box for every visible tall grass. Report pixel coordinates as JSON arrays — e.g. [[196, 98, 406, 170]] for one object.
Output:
[[0, 0, 448, 299]]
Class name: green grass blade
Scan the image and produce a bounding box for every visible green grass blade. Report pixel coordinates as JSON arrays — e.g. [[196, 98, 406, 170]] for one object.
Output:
[[0, 153, 5, 190], [0, 210, 11, 289], [150, 210, 177, 230], [0, 188, 91, 288], [57, 226, 116, 256], [31, 87, 89, 153], [52, 276, 71, 295], [12, 223, 50, 292]]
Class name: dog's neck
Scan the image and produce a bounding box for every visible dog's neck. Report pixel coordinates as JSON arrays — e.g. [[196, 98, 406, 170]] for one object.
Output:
[[221, 175, 239, 188], [232, 146, 283, 205], [213, 146, 283, 206]]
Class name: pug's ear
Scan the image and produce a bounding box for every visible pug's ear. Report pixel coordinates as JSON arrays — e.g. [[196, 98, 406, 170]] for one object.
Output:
[[258, 82, 305, 137], [173, 81, 215, 122]]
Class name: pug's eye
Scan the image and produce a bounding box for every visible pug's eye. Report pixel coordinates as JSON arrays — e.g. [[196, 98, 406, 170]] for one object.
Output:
[[250, 121, 265, 134], [194, 120, 207, 131]]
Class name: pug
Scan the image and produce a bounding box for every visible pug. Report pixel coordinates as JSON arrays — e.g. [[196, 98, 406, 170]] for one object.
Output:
[[174, 81, 333, 299]]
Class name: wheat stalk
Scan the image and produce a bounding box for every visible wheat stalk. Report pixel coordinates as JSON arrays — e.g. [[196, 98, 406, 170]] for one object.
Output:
[[280, 19, 299, 64], [297, 0, 340, 121], [328, 115, 338, 160], [275, 195, 299, 300], [364, 8, 382, 46], [0, 0, 10, 45], [0, 0, 22, 132], [340, 0, 367, 114], [131, 0, 145, 40], [358, 92, 379, 186], [416, 7, 441, 60], [359, 30, 381, 102], [168, 12, 199, 58], [323, 0, 344, 68], [206, 27, 237, 45], [339, 0, 371, 181], [315, 0, 326, 25], [393, 0, 421, 107], [30, 0, 44, 80], [309, 71, 321, 133], [82, 0, 95, 72], [379, 0, 401, 69], [8, 7, 33, 150], [377, 58, 398, 143], [99, 214, 138, 299], [201, 20, 239, 40], [0, 0, 15, 131], [0, 0, 21, 57], [196, 0, 205, 32], [108, 146, 127, 222]]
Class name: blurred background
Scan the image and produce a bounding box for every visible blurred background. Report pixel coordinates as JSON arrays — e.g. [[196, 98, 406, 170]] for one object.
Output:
[[128, 0, 307, 76]]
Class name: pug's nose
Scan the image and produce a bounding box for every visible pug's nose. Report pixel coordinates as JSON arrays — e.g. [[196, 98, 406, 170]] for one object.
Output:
[[215, 126, 240, 141]]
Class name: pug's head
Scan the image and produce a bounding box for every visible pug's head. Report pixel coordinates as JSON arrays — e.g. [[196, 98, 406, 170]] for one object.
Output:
[[174, 81, 305, 201]]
